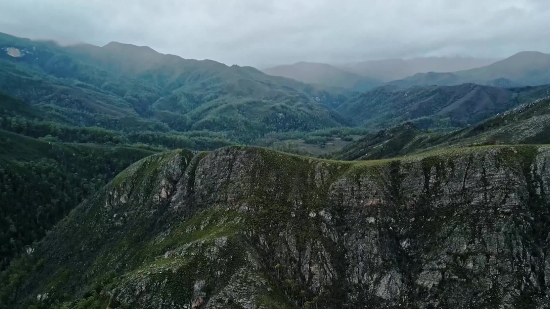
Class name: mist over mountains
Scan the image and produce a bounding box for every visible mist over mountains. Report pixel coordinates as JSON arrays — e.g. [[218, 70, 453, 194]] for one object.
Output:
[[390, 51, 550, 88], [339, 57, 499, 81], [3, 26, 550, 309], [263, 52, 550, 90]]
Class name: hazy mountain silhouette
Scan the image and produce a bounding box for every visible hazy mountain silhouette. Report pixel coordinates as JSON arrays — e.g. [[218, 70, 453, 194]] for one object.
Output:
[[340, 57, 497, 81], [389, 52, 550, 87], [263, 61, 382, 91]]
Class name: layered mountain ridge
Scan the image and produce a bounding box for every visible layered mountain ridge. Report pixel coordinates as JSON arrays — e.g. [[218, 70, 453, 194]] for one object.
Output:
[[0, 32, 352, 143], [333, 96, 550, 161], [340, 57, 498, 82], [262, 62, 382, 92], [390, 51, 550, 88], [336, 83, 550, 129]]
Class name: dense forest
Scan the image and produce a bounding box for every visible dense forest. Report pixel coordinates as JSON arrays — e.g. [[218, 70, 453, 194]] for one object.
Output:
[[0, 129, 156, 271]]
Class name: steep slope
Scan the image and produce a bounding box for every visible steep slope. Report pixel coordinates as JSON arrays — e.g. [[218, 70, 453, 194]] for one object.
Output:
[[337, 83, 550, 129], [340, 57, 497, 82], [457, 95, 550, 145], [0, 128, 156, 271], [0, 32, 351, 141], [334, 96, 550, 161], [389, 51, 550, 87], [331, 123, 429, 160], [263, 62, 381, 92], [3, 145, 550, 308]]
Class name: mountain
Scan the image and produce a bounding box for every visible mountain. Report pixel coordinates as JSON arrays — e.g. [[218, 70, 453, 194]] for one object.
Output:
[[333, 95, 550, 161], [0, 31, 358, 272], [2, 145, 550, 308], [5, 30, 550, 309], [0, 32, 353, 143], [340, 57, 497, 82], [262, 62, 382, 92], [336, 83, 550, 129], [389, 51, 550, 87]]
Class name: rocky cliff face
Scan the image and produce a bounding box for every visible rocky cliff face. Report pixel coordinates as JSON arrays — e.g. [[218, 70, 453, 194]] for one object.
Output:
[[2, 146, 550, 308]]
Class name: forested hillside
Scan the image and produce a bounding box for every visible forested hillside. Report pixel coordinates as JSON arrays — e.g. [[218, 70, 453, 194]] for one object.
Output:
[[337, 83, 550, 129], [0, 32, 352, 143], [333, 96, 550, 160], [4, 0, 550, 307], [3, 29, 550, 309], [0, 129, 156, 271]]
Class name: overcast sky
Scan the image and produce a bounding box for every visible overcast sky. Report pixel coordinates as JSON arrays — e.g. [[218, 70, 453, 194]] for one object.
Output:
[[1, 0, 549, 67]]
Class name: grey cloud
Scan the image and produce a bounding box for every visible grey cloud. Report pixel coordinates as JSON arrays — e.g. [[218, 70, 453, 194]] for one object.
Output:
[[0, 0, 549, 67]]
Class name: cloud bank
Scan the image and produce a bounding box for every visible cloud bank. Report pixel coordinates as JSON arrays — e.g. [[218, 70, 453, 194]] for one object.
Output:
[[1, 0, 549, 67]]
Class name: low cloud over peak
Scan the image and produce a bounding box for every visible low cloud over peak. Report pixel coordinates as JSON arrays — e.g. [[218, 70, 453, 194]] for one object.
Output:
[[1, 0, 549, 67]]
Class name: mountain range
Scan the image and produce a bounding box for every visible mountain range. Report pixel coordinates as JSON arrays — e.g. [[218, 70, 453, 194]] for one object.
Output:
[[339, 57, 499, 81], [0, 32, 352, 143], [262, 62, 382, 92], [333, 95, 550, 161], [264, 52, 550, 91], [3, 31, 550, 308], [337, 83, 550, 129], [389, 51, 550, 87], [263, 57, 497, 89]]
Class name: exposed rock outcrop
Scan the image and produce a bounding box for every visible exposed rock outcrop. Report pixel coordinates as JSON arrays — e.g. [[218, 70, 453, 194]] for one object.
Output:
[[2, 146, 550, 308]]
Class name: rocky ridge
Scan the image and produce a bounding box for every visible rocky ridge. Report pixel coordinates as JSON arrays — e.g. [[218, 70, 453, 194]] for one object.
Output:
[[2, 145, 550, 308]]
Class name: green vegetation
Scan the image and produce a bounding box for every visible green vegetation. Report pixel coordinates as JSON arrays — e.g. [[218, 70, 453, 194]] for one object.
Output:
[[3, 31, 550, 308], [332, 97, 550, 160], [0, 129, 156, 271], [337, 83, 550, 129], [0, 32, 352, 145], [2, 145, 548, 308]]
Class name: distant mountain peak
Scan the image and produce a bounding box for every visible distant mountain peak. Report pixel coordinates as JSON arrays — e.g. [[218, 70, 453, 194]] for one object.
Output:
[[263, 62, 381, 91], [511, 51, 548, 57], [102, 41, 159, 55], [339, 57, 499, 82], [489, 51, 550, 64]]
